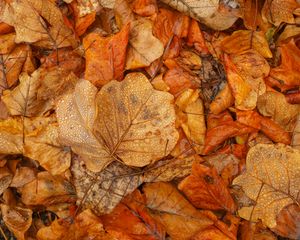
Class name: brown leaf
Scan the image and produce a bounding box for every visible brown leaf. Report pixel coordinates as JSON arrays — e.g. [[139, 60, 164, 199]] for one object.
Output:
[[178, 162, 236, 212], [143, 182, 236, 240], [292, 114, 300, 150], [20, 171, 76, 206], [101, 190, 166, 240], [0, 166, 12, 195], [1, 0, 77, 48], [10, 167, 36, 188], [187, 19, 209, 54], [1, 204, 32, 240], [58, 73, 178, 170], [233, 144, 300, 229], [37, 209, 114, 240], [83, 24, 130, 87], [126, 19, 163, 70]]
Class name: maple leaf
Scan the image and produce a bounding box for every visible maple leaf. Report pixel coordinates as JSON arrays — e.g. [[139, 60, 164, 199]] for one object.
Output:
[[233, 144, 300, 229], [0, 204, 32, 240], [57, 72, 178, 171], [71, 155, 196, 214]]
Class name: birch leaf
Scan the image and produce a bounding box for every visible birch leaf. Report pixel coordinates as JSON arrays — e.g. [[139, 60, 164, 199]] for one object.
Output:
[[233, 144, 300, 229]]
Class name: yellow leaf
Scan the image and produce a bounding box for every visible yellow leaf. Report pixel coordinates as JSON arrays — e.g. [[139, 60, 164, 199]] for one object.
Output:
[[233, 144, 300, 229], [57, 72, 178, 170], [126, 19, 164, 70]]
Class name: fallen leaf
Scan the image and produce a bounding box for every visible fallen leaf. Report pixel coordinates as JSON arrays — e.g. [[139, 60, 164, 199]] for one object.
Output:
[[83, 24, 130, 87], [221, 30, 272, 58], [1, 0, 77, 48], [175, 89, 206, 153], [75, 0, 102, 16], [126, 19, 164, 70], [131, 0, 157, 16], [101, 190, 166, 240], [0, 204, 32, 240], [187, 19, 209, 54], [210, 83, 234, 114], [72, 154, 195, 214], [292, 114, 300, 150], [257, 91, 300, 131], [285, 90, 300, 104], [58, 73, 178, 170], [20, 171, 76, 206], [239, 220, 277, 240], [233, 144, 300, 229], [262, 0, 299, 26], [268, 39, 300, 90], [10, 167, 36, 188], [178, 162, 236, 212], [272, 204, 300, 239], [37, 209, 114, 240], [143, 182, 236, 240], [159, 0, 219, 20], [0, 166, 12, 195]]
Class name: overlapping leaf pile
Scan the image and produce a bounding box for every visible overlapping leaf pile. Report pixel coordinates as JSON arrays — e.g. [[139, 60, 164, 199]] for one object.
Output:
[[0, 0, 299, 239]]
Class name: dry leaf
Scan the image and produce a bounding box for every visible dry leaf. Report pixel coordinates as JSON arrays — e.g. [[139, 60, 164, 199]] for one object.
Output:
[[58, 72, 178, 170], [221, 30, 272, 58], [257, 91, 300, 131], [1, 0, 77, 48], [187, 19, 209, 54], [233, 144, 300, 229], [37, 209, 113, 240], [20, 171, 76, 206], [131, 0, 157, 16], [10, 167, 36, 188], [262, 0, 299, 26], [159, 0, 219, 20], [83, 24, 130, 87], [178, 162, 236, 212], [72, 154, 195, 214], [101, 190, 166, 240], [176, 89, 206, 153], [143, 182, 236, 240], [292, 114, 300, 150], [0, 166, 12, 195], [0, 204, 32, 240], [210, 83, 234, 114], [126, 19, 164, 70]]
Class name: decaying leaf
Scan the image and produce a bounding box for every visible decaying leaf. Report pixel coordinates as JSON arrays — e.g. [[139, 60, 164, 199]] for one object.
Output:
[[233, 144, 300, 229], [0, 166, 13, 195], [37, 209, 114, 240], [10, 167, 36, 188], [292, 114, 300, 150], [178, 162, 236, 212], [1, 0, 77, 48], [126, 19, 164, 70], [101, 189, 166, 240], [257, 91, 300, 131], [58, 72, 178, 170], [0, 204, 32, 240], [143, 182, 236, 240], [83, 24, 130, 87], [72, 154, 196, 214], [210, 83, 234, 114], [19, 171, 76, 206]]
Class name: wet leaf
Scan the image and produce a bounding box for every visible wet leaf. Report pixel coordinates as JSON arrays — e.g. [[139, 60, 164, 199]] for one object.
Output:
[[126, 19, 164, 70], [178, 162, 236, 212], [1, 0, 77, 48], [83, 24, 130, 87], [233, 144, 300, 229], [58, 72, 178, 170], [0, 204, 32, 240]]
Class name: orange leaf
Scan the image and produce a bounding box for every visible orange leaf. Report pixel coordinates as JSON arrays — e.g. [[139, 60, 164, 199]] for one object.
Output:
[[131, 0, 157, 16], [285, 90, 300, 104], [83, 24, 130, 87], [0, 22, 14, 34], [178, 162, 237, 212], [101, 190, 165, 240], [187, 19, 209, 54], [209, 83, 234, 114]]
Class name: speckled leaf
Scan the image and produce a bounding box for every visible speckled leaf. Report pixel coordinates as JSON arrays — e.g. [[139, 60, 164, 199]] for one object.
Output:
[[94, 72, 178, 167], [233, 144, 300, 229]]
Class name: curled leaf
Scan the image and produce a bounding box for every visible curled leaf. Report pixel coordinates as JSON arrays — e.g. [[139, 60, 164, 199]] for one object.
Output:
[[233, 144, 300, 229]]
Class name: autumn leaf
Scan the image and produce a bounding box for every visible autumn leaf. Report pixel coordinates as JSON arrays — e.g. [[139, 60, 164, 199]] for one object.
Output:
[[126, 19, 164, 70], [233, 144, 300, 229], [101, 189, 166, 240], [10, 167, 36, 188], [178, 162, 236, 212], [1, 0, 78, 48], [210, 83, 234, 114], [292, 114, 300, 150], [83, 24, 130, 87], [19, 171, 76, 206], [0, 204, 32, 240], [72, 154, 196, 214], [143, 182, 236, 240], [221, 30, 272, 58], [37, 209, 114, 240], [0, 166, 13, 195], [57, 72, 178, 170]]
